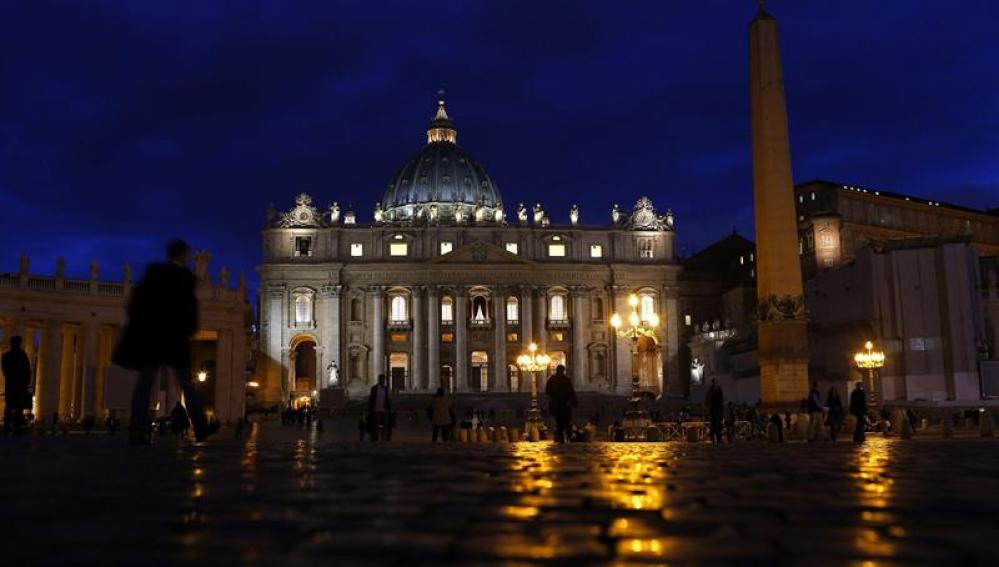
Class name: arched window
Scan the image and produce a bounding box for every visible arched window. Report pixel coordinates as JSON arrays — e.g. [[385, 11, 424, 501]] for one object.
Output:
[[441, 297, 454, 323], [550, 294, 567, 321], [390, 295, 407, 322], [506, 297, 519, 322], [294, 294, 313, 324], [639, 293, 656, 322], [593, 297, 604, 320]]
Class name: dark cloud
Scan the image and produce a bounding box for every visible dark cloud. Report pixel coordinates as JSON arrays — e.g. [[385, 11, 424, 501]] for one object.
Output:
[[1, 0, 996, 287]]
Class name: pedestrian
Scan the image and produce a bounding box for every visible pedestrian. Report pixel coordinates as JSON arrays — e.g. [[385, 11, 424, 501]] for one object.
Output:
[[357, 412, 366, 442], [431, 387, 453, 443], [112, 239, 219, 445], [235, 417, 245, 440], [769, 412, 784, 442], [2, 336, 32, 435], [705, 379, 724, 443], [544, 365, 577, 443], [368, 374, 391, 441], [169, 401, 189, 439], [850, 381, 868, 443], [807, 382, 825, 441], [826, 387, 844, 442], [725, 402, 737, 443]]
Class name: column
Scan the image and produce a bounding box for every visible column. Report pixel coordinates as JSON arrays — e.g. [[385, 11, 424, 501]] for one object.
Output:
[[58, 325, 77, 419], [611, 286, 632, 395], [492, 287, 508, 391], [570, 287, 587, 390], [80, 323, 99, 418], [264, 284, 286, 404], [428, 287, 441, 390], [533, 286, 547, 351], [454, 287, 468, 391], [412, 286, 426, 390], [371, 286, 385, 381], [318, 284, 342, 389], [520, 285, 534, 347], [38, 320, 63, 422], [663, 293, 681, 398]]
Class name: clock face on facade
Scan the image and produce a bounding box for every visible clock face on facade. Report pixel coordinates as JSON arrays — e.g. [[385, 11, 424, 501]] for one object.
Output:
[[299, 211, 311, 222]]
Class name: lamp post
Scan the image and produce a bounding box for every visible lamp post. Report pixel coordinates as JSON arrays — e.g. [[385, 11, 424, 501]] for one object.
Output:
[[611, 293, 660, 434], [854, 340, 885, 406], [516, 342, 550, 438]]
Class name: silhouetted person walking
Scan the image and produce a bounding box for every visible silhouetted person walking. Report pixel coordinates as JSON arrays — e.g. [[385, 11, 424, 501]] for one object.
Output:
[[2, 336, 32, 435], [545, 365, 577, 443], [850, 381, 868, 443], [807, 382, 824, 442], [706, 379, 724, 443], [113, 239, 218, 445], [368, 374, 391, 441], [169, 401, 189, 439], [826, 387, 844, 442], [431, 387, 453, 443]]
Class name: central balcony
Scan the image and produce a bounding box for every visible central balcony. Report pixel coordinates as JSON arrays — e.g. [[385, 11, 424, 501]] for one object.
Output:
[[387, 319, 412, 331], [547, 318, 571, 330], [468, 318, 494, 330]]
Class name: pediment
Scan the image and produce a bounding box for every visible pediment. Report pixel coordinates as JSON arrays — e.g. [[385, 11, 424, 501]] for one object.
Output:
[[428, 240, 533, 265]]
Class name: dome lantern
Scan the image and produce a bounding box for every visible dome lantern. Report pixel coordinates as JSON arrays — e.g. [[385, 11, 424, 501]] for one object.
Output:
[[426, 89, 457, 145]]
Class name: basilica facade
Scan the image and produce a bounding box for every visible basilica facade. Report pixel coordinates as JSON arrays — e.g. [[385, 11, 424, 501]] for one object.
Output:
[[257, 96, 682, 404]]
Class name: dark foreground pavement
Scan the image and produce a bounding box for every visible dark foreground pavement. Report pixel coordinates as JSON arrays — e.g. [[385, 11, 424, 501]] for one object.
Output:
[[1, 422, 997, 565]]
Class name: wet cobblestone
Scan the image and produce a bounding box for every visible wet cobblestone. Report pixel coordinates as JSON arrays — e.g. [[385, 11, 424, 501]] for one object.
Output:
[[1, 423, 998, 565]]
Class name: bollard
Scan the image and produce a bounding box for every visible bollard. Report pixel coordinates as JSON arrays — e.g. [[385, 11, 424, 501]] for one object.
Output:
[[891, 410, 907, 438], [980, 413, 995, 438], [794, 413, 810, 440], [510, 428, 521, 442], [685, 426, 699, 443], [530, 425, 541, 442], [478, 427, 490, 443], [899, 412, 913, 440], [458, 428, 469, 443], [497, 426, 509, 443]]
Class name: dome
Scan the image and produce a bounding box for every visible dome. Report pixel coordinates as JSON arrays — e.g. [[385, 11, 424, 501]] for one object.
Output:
[[380, 94, 504, 224]]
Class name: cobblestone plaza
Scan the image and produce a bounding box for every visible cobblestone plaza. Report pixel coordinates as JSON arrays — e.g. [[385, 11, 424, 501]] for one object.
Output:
[[2, 422, 997, 565]]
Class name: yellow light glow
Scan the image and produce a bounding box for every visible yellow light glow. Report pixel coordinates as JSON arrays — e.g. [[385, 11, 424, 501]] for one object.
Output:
[[528, 342, 537, 354], [197, 371, 208, 382], [628, 312, 640, 327], [647, 313, 660, 328], [246, 381, 259, 389], [628, 294, 639, 307], [610, 313, 622, 328]]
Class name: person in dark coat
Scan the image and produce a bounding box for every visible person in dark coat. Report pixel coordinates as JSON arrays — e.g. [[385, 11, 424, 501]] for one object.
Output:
[[826, 387, 845, 442], [544, 365, 577, 443], [705, 379, 724, 443], [112, 239, 218, 444], [850, 381, 868, 443], [2, 336, 32, 434], [169, 401, 189, 439], [368, 374, 391, 441]]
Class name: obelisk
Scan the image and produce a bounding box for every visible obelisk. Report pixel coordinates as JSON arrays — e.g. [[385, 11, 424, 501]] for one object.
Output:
[[749, 2, 809, 403]]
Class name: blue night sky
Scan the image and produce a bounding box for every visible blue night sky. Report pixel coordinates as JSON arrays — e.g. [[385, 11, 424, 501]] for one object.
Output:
[[1, 1, 997, 289]]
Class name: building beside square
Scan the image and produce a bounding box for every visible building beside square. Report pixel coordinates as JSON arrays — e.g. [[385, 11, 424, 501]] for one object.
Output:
[[257, 95, 683, 405]]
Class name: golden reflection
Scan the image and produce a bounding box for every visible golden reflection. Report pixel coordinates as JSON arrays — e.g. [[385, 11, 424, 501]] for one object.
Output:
[[616, 537, 671, 559], [241, 421, 259, 493], [508, 442, 559, 495], [501, 505, 539, 520], [594, 444, 669, 511], [853, 438, 897, 558]]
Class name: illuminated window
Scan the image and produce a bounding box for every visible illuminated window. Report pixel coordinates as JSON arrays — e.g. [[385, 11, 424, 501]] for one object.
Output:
[[590, 244, 603, 258], [740, 255, 744, 265], [294, 236, 312, 257], [639, 294, 655, 322], [684, 314, 692, 326], [389, 242, 408, 256], [505, 242, 518, 255], [350, 243, 363, 257], [440, 241, 453, 255], [391, 333, 407, 343], [548, 243, 566, 257], [441, 333, 454, 343], [551, 332, 564, 342], [295, 295, 312, 324], [507, 332, 519, 343], [639, 240, 654, 258], [821, 234, 833, 246], [550, 294, 567, 320], [390, 295, 407, 321], [506, 297, 519, 322], [441, 297, 454, 323]]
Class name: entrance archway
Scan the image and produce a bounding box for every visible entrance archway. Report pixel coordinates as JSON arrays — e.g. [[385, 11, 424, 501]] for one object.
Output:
[[290, 336, 317, 402], [636, 335, 662, 397], [389, 352, 408, 391], [471, 351, 489, 392]]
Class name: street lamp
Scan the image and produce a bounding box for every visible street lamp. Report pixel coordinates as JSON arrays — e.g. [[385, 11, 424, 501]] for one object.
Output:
[[197, 370, 208, 383], [516, 342, 550, 438], [854, 340, 885, 406], [611, 293, 660, 435]]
